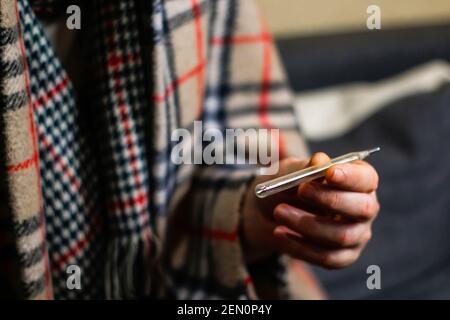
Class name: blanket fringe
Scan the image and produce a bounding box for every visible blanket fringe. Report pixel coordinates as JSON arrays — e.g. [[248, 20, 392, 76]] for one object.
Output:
[[104, 238, 152, 299]]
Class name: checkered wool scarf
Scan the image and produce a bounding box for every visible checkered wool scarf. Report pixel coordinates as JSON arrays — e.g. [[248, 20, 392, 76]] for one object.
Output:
[[0, 0, 324, 299]]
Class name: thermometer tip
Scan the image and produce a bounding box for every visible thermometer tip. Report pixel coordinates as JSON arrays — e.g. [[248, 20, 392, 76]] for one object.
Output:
[[367, 147, 381, 155]]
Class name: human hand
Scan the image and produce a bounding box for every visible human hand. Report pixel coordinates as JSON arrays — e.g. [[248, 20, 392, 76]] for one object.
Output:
[[241, 152, 379, 268]]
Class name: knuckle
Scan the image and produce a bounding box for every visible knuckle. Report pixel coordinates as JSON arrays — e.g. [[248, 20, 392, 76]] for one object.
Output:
[[363, 196, 380, 218], [294, 215, 307, 231], [330, 166, 348, 184], [363, 197, 373, 217], [339, 166, 349, 183], [335, 228, 356, 247], [327, 192, 341, 211]]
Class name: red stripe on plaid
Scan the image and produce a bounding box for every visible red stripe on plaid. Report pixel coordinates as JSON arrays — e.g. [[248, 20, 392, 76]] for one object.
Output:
[[187, 226, 239, 242], [103, 4, 151, 241], [244, 275, 253, 286], [154, 31, 274, 104], [38, 132, 83, 192], [259, 39, 270, 127], [6, 152, 38, 173], [201, 227, 237, 242], [51, 216, 101, 272], [103, 4, 144, 194], [52, 234, 90, 272], [111, 75, 143, 190], [191, 0, 205, 116], [15, 1, 52, 299], [109, 190, 148, 212], [108, 50, 144, 191], [211, 33, 270, 45], [212, 29, 287, 157], [33, 75, 70, 110], [258, 19, 286, 158], [117, 101, 143, 187], [107, 51, 141, 68], [153, 60, 206, 103]]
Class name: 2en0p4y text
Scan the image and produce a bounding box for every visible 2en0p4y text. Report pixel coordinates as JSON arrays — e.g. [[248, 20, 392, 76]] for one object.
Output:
[[177, 304, 272, 318]]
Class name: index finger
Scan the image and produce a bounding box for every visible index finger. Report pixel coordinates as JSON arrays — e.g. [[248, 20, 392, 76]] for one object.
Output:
[[325, 161, 379, 193]]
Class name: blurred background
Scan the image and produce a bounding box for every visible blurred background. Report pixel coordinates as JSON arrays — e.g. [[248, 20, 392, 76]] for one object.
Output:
[[256, 0, 450, 299], [258, 0, 450, 37]]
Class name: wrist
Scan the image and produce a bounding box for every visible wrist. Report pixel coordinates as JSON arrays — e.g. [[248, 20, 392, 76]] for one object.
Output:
[[240, 179, 277, 264]]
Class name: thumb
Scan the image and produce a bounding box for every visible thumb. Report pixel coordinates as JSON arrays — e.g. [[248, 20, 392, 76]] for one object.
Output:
[[301, 152, 331, 187], [308, 152, 331, 166]]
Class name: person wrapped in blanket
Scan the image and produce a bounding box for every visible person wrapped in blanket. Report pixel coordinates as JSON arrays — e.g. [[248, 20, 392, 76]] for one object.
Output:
[[0, 0, 379, 299]]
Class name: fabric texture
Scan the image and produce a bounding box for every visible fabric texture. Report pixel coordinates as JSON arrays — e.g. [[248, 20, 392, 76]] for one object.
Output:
[[0, 0, 322, 299], [0, 0, 52, 299]]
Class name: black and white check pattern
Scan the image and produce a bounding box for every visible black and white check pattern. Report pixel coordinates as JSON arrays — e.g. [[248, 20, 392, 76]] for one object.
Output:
[[19, 0, 106, 299]]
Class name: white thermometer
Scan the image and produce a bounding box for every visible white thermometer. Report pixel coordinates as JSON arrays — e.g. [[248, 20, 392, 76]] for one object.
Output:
[[255, 147, 380, 198]]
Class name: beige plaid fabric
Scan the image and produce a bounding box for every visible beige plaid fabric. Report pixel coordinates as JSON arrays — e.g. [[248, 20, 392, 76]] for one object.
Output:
[[0, 0, 52, 299], [0, 0, 325, 299]]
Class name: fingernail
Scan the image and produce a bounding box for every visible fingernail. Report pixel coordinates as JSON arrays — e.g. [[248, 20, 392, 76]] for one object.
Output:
[[301, 183, 315, 199], [332, 167, 344, 182]]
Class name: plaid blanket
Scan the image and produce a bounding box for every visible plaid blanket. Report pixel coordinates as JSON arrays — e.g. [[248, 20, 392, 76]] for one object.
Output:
[[0, 0, 322, 299]]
